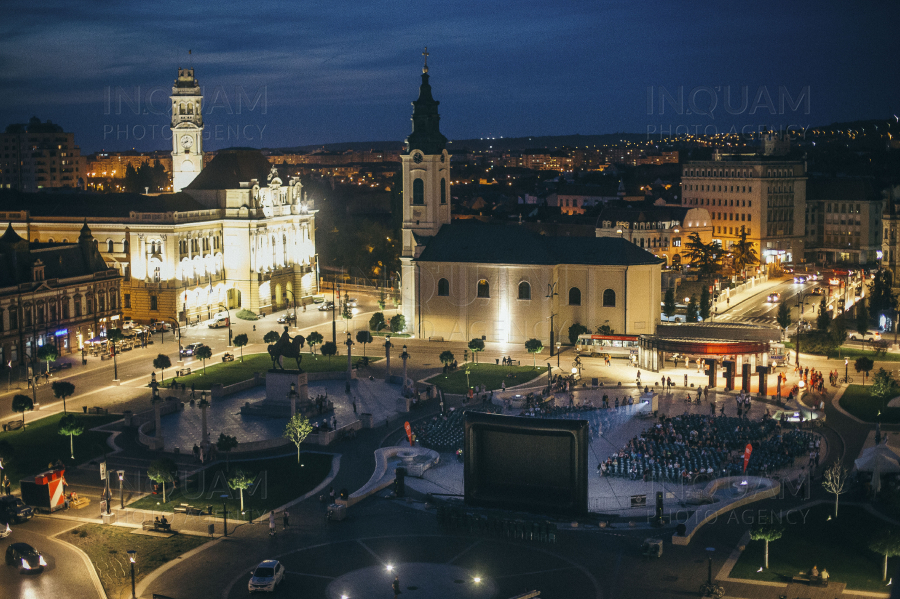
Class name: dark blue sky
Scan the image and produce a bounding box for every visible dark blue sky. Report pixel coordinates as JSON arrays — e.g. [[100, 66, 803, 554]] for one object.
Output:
[[1, 0, 896, 153]]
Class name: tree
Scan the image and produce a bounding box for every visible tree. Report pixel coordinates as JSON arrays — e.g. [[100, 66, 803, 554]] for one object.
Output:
[[307, 331, 323, 356], [320, 341, 337, 357], [51, 380, 75, 414], [868, 270, 898, 317], [283, 413, 313, 463], [524, 338, 543, 368], [699, 287, 712, 321], [730, 227, 759, 279], [817, 297, 830, 332], [686, 295, 699, 322], [389, 314, 406, 333], [821, 460, 849, 518], [855, 356, 875, 385], [663, 288, 677, 319], [856, 296, 869, 336], [869, 529, 900, 581], [263, 330, 280, 344], [195, 345, 212, 374], [439, 350, 455, 368], [378, 286, 387, 310], [567, 323, 589, 345], [216, 432, 238, 468], [227, 469, 254, 512], [829, 314, 847, 350], [749, 520, 784, 569], [11, 395, 33, 429], [775, 301, 791, 336], [233, 333, 248, 361], [57, 414, 84, 459], [468, 338, 485, 363], [147, 458, 177, 503], [36, 343, 58, 373], [682, 232, 721, 278], [153, 354, 172, 383], [356, 330, 373, 356], [871, 368, 897, 408], [369, 312, 386, 332]]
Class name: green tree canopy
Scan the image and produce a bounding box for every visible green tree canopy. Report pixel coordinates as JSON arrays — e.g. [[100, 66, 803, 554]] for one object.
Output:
[[567, 323, 589, 345], [58, 414, 84, 459], [147, 458, 177, 503], [730, 227, 759, 278], [686, 295, 699, 322], [663, 288, 677, 319], [749, 520, 784, 569], [11, 394, 33, 428], [389, 314, 406, 333], [369, 312, 386, 332], [870, 528, 900, 581], [856, 297, 869, 336], [51, 380, 76, 414], [524, 338, 543, 367], [829, 314, 847, 349], [817, 297, 831, 332], [36, 344, 58, 372], [356, 330, 373, 356], [871, 368, 897, 405], [195, 345, 212, 373], [855, 356, 875, 385], [153, 354, 172, 382], [216, 432, 238, 468], [439, 350, 455, 367], [233, 333, 249, 361], [467, 338, 485, 363], [283, 413, 313, 463], [868, 270, 898, 316], [306, 331, 324, 355], [263, 330, 280, 344], [320, 341, 337, 357], [227, 469, 255, 512], [776, 301, 791, 334], [682, 232, 721, 278], [699, 286, 712, 320]]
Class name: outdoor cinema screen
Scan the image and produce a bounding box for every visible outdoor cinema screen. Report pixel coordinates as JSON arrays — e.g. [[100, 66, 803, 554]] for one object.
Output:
[[464, 412, 588, 516]]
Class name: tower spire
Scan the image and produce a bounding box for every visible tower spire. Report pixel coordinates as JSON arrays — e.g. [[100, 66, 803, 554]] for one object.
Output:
[[422, 46, 429, 73]]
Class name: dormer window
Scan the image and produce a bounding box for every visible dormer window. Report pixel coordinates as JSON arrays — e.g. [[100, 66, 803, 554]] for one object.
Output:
[[32, 260, 45, 282]]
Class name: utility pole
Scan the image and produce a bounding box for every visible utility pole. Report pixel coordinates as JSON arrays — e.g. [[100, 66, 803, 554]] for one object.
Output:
[[546, 282, 558, 357]]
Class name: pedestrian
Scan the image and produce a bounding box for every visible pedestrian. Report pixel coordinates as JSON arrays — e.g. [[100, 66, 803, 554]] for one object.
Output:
[[329, 487, 335, 503], [719, 404, 725, 416], [190, 383, 196, 399], [352, 400, 357, 414], [283, 510, 290, 529], [393, 575, 401, 596], [269, 511, 276, 536], [3, 476, 10, 496]]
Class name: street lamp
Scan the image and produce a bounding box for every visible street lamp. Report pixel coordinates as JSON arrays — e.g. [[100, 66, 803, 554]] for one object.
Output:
[[546, 283, 559, 356], [127, 550, 137, 599], [400, 344, 410, 389], [117, 470, 125, 509], [845, 357, 849, 383], [221, 494, 229, 537], [217, 303, 233, 347]]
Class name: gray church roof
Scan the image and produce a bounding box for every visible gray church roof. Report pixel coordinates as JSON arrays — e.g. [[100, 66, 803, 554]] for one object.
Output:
[[185, 149, 273, 191], [417, 222, 663, 266]]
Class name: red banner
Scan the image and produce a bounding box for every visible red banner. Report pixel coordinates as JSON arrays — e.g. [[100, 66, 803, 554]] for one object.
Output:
[[743, 443, 753, 472], [404, 421, 413, 446]]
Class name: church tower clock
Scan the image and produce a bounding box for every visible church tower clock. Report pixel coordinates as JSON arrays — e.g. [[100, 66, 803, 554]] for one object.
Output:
[[170, 67, 204, 192]]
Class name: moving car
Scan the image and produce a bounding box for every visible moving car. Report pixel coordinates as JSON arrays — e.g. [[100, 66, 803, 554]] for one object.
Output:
[[180, 342, 204, 357], [345, 297, 358, 307], [5, 543, 46, 573], [248, 559, 285, 592], [318, 301, 335, 311], [849, 330, 882, 343], [208, 316, 230, 328], [277, 313, 296, 324], [793, 275, 807, 284], [766, 293, 780, 302], [0, 496, 34, 524]]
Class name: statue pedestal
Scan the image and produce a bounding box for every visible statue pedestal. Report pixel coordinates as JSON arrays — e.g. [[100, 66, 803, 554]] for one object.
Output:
[[240, 370, 318, 418]]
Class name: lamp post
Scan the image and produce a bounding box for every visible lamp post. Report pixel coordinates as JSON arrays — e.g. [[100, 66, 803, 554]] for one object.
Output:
[[384, 335, 392, 382], [117, 470, 125, 509], [795, 284, 806, 367], [400, 345, 410, 389], [127, 550, 137, 599], [288, 382, 298, 418], [546, 362, 552, 394], [217, 303, 233, 347], [221, 494, 229, 537], [845, 357, 849, 383], [345, 332, 353, 387], [546, 283, 559, 357]]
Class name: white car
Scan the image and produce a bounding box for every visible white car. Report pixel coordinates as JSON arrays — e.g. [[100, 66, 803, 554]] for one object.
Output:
[[248, 560, 285, 593], [0, 523, 10, 538]]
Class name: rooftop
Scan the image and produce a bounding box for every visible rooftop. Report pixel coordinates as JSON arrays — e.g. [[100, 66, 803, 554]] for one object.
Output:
[[0, 189, 204, 218]]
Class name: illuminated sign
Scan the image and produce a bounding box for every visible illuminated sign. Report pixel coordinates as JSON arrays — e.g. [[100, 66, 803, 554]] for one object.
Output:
[[54, 329, 68, 337]]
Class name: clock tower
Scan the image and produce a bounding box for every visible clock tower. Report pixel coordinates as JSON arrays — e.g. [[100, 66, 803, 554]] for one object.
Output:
[[170, 67, 204, 192]]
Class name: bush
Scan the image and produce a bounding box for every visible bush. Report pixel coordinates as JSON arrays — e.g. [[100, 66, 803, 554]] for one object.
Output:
[[320, 341, 337, 357], [390, 314, 406, 333], [236, 309, 259, 321], [567, 323, 589, 345], [369, 312, 386, 331]]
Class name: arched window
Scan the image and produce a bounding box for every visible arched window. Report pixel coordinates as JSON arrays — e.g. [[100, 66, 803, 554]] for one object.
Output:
[[107, 240, 114, 253], [568, 287, 581, 306], [518, 281, 531, 300], [440, 178, 447, 204], [123, 239, 129, 253], [603, 289, 616, 307], [477, 279, 490, 298], [437, 278, 450, 296], [413, 178, 424, 205]]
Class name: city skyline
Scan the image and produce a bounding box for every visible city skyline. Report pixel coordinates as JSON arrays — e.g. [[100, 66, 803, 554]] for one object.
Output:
[[1, 0, 898, 153]]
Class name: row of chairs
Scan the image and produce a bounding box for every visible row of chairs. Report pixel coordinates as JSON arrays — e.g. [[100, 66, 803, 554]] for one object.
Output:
[[437, 506, 557, 544]]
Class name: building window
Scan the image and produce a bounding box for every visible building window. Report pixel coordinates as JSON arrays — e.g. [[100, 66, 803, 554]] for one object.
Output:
[[440, 178, 447, 204], [412, 178, 424, 205], [476, 279, 490, 298], [673, 238, 682, 247], [25, 306, 32, 327], [602, 289, 616, 307], [568, 287, 581, 306], [37, 305, 45, 325], [124, 294, 131, 309], [437, 278, 450, 297], [62, 301, 69, 320], [86, 297, 93, 314], [150, 295, 158, 311], [107, 239, 114, 253], [98, 295, 106, 313], [110, 294, 117, 310], [518, 282, 531, 300], [74, 297, 81, 317], [9, 308, 17, 330]]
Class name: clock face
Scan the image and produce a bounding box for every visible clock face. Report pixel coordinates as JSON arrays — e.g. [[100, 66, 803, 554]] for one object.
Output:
[[181, 135, 193, 149], [413, 152, 423, 164]]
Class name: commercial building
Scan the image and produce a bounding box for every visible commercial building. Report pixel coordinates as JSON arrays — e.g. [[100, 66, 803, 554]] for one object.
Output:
[[804, 177, 883, 266], [0, 118, 86, 192]]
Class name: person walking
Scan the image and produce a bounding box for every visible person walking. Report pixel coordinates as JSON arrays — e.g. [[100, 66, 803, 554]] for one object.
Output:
[[3, 476, 10, 496], [268, 511, 276, 536], [283, 510, 290, 529], [393, 575, 401, 596], [190, 383, 196, 400]]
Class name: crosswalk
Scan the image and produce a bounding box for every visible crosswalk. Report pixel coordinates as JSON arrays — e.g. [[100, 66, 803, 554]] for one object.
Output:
[[714, 314, 779, 326]]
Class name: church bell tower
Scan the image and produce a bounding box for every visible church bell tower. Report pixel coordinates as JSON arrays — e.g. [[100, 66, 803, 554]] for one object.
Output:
[[170, 67, 204, 192]]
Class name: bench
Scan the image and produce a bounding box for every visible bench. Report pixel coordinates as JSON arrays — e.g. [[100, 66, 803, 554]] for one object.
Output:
[[428, 336, 444, 342], [69, 497, 90, 509], [176, 368, 192, 377], [792, 574, 828, 587], [173, 503, 204, 516], [4, 420, 24, 432], [142, 520, 172, 532]]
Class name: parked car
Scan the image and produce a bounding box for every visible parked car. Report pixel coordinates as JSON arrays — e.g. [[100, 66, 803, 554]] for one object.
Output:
[[849, 330, 883, 343], [248, 559, 285, 592], [121, 318, 136, 330], [151, 321, 170, 332], [318, 301, 335, 311], [0, 523, 10, 538], [312, 296, 325, 304], [208, 316, 230, 329], [5, 543, 45, 573], [277, 313, 296, 324], [0, 497, 34, 525], [180, 342, 204, 357]]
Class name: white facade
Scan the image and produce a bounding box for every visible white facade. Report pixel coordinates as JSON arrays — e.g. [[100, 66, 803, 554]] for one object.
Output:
[[171, 68, 204, 192]]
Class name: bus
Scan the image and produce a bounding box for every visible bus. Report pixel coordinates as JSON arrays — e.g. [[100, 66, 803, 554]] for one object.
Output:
[[575, 334, 640, 358], [769, 342, 787, 367]]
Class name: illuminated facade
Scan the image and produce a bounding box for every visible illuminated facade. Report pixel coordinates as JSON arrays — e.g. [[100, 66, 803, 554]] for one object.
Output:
[[0, 118, 86, 191], [171, 68, 204, 192], [595, 206, 713, 267]]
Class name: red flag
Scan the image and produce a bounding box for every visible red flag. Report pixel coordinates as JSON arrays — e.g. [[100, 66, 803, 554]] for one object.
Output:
[[404, 421, 413, 447], [743, 443, 753, 472]]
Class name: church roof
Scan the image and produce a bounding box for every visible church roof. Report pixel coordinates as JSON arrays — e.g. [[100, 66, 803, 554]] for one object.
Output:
[[417, 222, 663, 266], [404, 70, 448, 156], [0, 189, 204, 217], [185, 149, 273, 190], [0, 225, 113, 287]]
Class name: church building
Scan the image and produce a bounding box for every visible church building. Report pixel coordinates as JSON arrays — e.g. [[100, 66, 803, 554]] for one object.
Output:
[[399, 57, 663, 346]]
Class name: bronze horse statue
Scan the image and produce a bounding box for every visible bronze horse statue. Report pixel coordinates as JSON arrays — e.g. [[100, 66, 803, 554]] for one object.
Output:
[[268, 326, 306, 371]]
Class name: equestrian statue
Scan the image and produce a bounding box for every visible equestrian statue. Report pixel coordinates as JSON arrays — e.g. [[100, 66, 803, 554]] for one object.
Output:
[[268, 326, 306, 371]]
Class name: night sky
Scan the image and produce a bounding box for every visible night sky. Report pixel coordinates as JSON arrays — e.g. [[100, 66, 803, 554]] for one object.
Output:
[[1, 0, 897, 153]]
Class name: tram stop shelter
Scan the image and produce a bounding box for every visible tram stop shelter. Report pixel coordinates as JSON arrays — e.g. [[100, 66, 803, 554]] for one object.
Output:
[[639, 322, 781, 390]]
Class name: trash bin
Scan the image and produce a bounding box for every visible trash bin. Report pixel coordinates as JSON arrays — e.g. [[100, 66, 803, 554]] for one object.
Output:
[[495, 358, 499, 365], [328, 503, 347, 521], [207, 523, 215, 537]]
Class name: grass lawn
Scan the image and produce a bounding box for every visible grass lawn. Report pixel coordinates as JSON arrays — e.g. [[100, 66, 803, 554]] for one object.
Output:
[[161, 352, 380, 390], [370, 331, 412, 338], [127, 452, 333, 518], [731, 504, 892, 591], [839, 384, 900, 423], [0, 413, 119, 491], [63, 523, 207, 597], [784, 338, 900, 362], [427, 363, 548, 394]]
